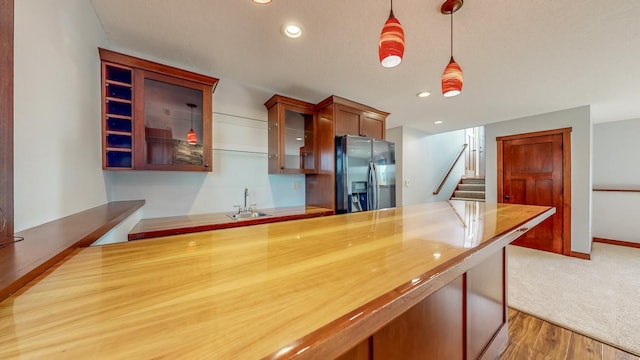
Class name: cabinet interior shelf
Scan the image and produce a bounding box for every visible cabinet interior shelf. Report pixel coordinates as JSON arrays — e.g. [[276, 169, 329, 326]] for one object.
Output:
[[106, 147, 132, 152], [105, 80, 132, 87], [106, 114, 132, 120], [106, 97, 132, 104], [106, 130, 132, 136]]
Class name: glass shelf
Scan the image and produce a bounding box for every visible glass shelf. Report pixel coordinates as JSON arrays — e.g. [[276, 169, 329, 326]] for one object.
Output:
[[213, 111, 268, 155]]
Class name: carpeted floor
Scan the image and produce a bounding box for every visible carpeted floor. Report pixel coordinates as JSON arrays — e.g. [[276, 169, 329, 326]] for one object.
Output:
[[507, 242, 640, 356]]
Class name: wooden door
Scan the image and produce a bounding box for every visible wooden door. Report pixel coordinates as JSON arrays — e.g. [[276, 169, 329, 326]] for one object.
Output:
[[498, 129, 571, 254]]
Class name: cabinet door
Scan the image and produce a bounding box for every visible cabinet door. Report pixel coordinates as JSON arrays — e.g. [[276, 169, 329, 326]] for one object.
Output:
[[134, 70, 212, 171], [280, 106, 316, 173], [360, 112, 384, 139], [335, 104, 361, 137]]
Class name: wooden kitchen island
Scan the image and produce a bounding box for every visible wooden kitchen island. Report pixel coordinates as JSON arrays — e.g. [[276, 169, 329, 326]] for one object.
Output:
[[0, 201, 553, 359]]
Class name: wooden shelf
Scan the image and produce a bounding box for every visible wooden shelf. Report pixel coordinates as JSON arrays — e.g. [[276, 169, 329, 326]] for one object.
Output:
[[105, 79, 132, 87], [105, 147, 132, 152], [105, 113, 132, 120], [105, 96, 132, 104], [106, 130, 132, 136]]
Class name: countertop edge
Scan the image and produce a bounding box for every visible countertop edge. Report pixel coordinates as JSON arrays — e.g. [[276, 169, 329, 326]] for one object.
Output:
[[263, 206, 556, 360], [128, 208, 334, 240]]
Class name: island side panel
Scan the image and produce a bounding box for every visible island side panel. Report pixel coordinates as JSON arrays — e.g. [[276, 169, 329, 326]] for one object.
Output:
[[372, 276, 464, 360], [466, 248, 506, 359]]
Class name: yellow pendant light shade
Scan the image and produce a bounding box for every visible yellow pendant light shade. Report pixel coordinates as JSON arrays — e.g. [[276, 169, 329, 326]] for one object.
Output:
[[441, 0, 463, 97], [442, 56, 463, 97], [378, 1, 405, 68]]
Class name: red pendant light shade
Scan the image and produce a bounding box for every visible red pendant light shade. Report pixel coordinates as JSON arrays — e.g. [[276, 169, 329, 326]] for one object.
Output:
[[379, 1, 404, 68], [442, 56, 463, 97], [187, 129, 197, 145], [186, 103, 198, 145], [441, 0, 463, 97]]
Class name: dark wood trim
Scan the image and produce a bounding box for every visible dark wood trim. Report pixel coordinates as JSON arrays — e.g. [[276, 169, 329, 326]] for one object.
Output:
[[0, 200, 145, 302], [593, 237, 640, 249], [264, 94, 316, 110], [316, 95, 390, 118], [0, 0, 14, 241], [497, 127, 572, 256], [98, 48, 218, 86], [569, 251, 591, 260], [562, 130, 572, 256], [495, 127, 572, 142], [593, 188, 640, 193]]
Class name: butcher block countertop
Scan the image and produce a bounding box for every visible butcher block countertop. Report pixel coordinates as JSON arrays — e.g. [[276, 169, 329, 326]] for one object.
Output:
[[128, 205, 334, 240], [0, 201, 554, 359]]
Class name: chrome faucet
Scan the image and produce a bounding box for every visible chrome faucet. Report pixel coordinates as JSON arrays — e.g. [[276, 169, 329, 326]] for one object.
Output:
[[244, 188, 249, 211], [235, 188, 255, 214]]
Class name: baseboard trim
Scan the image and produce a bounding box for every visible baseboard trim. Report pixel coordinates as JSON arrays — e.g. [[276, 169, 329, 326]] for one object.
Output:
[[593, 237, 640, 249], [569, 251, 591, 260]]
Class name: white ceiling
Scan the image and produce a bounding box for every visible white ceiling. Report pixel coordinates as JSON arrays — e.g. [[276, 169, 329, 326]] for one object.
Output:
[[90, 0, 640, 134]]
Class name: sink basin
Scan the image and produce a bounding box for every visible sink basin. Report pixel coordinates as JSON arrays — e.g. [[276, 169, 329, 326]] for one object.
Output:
[[226, 212, 271, 220]]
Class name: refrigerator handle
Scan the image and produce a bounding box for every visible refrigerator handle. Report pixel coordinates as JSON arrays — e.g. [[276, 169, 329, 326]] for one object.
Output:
[[367, 161, 374, 211], [372, 162, 380, 209]]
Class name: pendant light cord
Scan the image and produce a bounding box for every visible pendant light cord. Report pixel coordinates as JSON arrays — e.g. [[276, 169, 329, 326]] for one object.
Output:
[[450, 10, 454, 58]]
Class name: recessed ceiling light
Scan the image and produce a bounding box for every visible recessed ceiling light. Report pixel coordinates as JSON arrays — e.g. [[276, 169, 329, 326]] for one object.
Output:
[[434, 121, 443, 124], [281, 24, 302, 38], [417, 91, 431, 98], [252, 0, 272, 3]]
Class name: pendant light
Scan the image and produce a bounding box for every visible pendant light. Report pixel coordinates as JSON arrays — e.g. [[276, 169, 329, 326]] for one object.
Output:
[[186, 103, 198, 145], [441, 0, 463, 97], [378, 0, 405, 68]]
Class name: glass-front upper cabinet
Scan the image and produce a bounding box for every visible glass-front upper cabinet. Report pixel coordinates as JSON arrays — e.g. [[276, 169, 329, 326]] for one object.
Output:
[[265, 95, 317, 174], [99, 48, 218, 172]]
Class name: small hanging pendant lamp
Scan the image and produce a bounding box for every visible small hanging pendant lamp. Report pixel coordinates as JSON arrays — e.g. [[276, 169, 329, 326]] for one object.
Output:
[[441, 0, 463, 97], [186, 103, 198, 145], [379, 0, 405, 68]]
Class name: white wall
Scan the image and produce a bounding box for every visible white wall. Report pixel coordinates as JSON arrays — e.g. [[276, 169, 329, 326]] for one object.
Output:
[[592, 118, 640, 243], [14, 0, 110, 231], [388, 126, 466, 207], [105, 78, 306, 218], [485, 106, 592, 254]]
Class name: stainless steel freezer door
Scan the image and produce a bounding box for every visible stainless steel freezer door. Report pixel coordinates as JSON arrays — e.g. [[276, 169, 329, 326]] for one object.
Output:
[[372, 139, 396, 209], [336, 136, 372, 213]]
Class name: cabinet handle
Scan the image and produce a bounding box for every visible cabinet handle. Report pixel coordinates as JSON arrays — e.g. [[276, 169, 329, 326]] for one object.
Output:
[[205, 163, 209, 168]]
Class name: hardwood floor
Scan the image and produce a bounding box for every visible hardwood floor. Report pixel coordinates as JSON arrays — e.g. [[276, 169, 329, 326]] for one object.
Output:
[[500, 309, 639, 360]]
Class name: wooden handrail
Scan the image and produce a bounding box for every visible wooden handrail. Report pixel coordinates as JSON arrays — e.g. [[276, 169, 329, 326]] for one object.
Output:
[[592, 189, 640, 192], [434, 144, 468, 195]]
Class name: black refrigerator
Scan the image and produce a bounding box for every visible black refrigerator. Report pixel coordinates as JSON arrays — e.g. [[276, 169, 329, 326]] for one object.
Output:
[[335, 135, 396, 214]]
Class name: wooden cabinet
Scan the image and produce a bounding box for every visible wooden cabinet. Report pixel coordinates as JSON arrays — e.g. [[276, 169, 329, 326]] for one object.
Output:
[[99, 48, 218, 171], [326, 97, 388, 140], [264, 95, 317, 174]]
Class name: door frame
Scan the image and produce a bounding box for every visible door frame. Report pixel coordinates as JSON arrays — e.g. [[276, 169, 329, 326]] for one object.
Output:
[[0, 0, 14, 240], [497, 127, 572, 256]]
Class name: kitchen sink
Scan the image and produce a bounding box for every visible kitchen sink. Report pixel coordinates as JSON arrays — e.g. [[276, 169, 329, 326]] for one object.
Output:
[[226, 212, 271, 220]]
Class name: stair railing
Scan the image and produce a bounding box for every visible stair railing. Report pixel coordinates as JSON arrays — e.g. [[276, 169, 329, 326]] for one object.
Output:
[[433, 143, 468, 195]]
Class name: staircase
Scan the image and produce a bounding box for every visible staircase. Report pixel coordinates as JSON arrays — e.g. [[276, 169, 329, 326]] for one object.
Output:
[[451, 178, 486, 202]]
